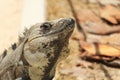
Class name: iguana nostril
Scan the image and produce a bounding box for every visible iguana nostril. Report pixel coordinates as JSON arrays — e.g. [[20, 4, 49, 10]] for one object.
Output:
[[68, 18, 75, 24], [66, 18, 75, 27]]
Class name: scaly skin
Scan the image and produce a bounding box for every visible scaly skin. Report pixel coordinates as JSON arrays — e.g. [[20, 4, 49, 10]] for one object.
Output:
[[0, 18, 75, 80]]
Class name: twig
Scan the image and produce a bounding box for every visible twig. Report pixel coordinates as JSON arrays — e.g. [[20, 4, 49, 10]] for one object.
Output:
[[67, 0, 87, 41]]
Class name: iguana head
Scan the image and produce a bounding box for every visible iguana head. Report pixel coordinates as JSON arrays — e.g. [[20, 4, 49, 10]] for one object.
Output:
[[23, 18, 74, 66], [23, 18, 75, 80]]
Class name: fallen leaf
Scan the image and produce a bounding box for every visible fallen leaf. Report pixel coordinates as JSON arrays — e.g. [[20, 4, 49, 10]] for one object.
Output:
[[77, 9, 120, 35], [100, 5, 120, 24], [79, 41, 120, 57]]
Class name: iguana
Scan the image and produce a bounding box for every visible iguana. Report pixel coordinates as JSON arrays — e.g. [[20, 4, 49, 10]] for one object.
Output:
[[0, 18, 75, 80]]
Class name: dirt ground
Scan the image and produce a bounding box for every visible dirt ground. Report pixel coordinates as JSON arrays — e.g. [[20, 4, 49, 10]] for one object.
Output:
[[0, 0, 23, 53]]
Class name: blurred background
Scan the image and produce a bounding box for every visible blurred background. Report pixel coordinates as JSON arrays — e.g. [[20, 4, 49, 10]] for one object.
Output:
[[0, 0, 23, 52], [0, 0, 120, 80]]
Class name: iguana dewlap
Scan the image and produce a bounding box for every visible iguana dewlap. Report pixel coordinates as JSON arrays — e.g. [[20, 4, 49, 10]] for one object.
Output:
[[0, 18, 75, 80]]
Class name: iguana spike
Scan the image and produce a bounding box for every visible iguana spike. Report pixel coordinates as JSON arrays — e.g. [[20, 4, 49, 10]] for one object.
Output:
[[0, 49, 7, 63], [11, 43, 17, 50], [19, 28, 29, 44]]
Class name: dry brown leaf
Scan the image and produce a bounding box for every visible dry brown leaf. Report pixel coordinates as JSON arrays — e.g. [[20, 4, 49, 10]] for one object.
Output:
[[100, 5, 120, 24], [79, 41, 120, 57], [77, 9, 120, 35]]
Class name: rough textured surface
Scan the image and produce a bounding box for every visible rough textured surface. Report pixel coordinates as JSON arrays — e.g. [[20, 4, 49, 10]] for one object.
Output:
[[0, 18, 75, 80]]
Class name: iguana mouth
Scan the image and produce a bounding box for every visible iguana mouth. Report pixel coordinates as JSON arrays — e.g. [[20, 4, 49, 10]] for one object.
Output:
[[28, 18, 75, 42]]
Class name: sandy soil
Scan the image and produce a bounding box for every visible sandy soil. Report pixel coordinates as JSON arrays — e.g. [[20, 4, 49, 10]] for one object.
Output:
[[0, 0, 23, 53]]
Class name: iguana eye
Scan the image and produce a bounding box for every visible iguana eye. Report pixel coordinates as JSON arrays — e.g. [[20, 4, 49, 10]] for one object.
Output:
[[40, 23, 52, 30]]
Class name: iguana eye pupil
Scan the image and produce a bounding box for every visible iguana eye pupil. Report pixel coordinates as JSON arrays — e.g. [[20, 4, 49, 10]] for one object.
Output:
[[40, 23, 52, 30]]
